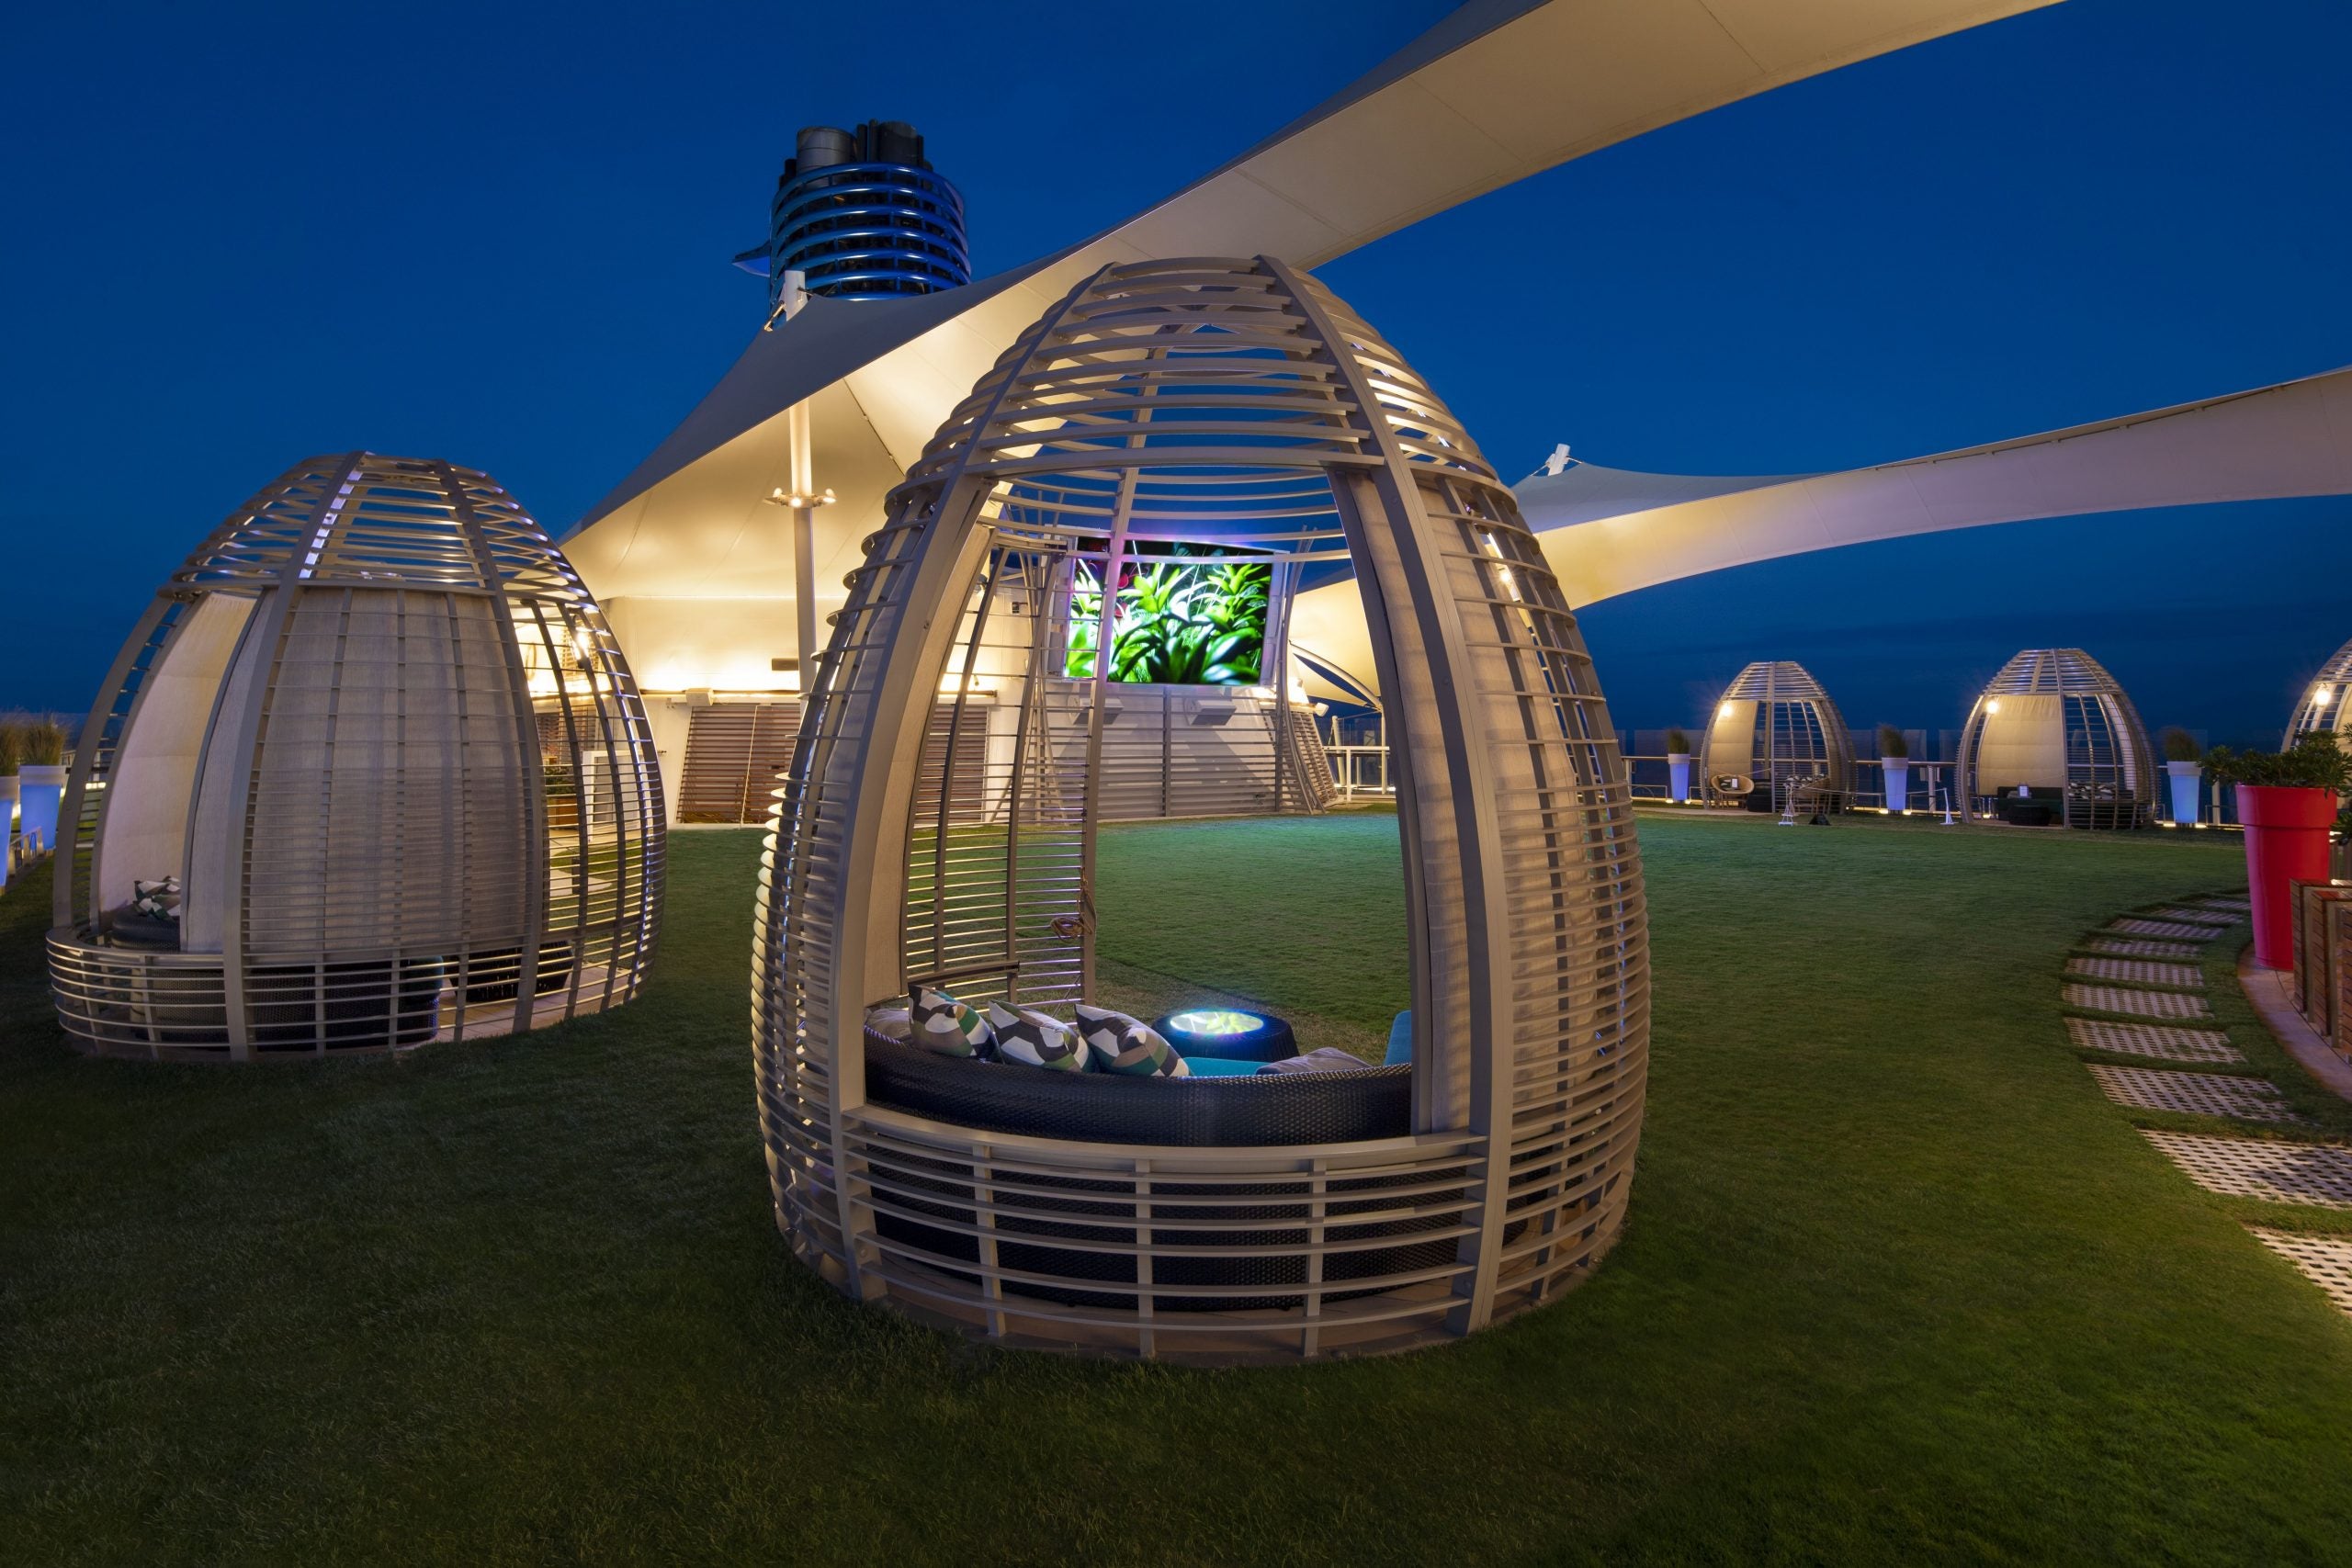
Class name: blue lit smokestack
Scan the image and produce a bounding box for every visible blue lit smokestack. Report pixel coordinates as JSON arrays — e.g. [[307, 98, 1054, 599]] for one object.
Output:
[[731, 120, 970, 308]]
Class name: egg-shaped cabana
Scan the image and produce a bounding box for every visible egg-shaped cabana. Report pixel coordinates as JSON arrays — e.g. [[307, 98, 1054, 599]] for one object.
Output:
[[1957, 648, 2154, 829], [2285, 635, 2352, 747], [49, 454, 664, 1061], [1699, 660, 1854, 812], [753, 257, 1647, 1361]]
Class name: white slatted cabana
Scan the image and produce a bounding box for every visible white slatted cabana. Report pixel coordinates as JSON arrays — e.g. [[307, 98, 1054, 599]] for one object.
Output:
[[50, 455, 665, 1060], [1957, 648, 2154, 829], [753, 258, 1646, 1360], [1700, 660, 1856, 812]]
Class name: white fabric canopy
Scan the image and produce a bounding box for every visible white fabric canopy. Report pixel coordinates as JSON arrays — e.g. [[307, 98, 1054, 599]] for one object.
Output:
[[1285, 365, 2352, 703], [1533, 363, 2352, 604], [563, 0, 2057, 687]]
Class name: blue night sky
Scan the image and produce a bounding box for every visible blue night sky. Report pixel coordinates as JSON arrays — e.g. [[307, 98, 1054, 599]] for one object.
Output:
[[6, 0, 2348, 745]]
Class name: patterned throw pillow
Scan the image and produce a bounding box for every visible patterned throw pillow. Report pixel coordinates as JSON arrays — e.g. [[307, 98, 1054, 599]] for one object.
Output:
[[985, 1002, 1089, 1072], [1075, 1004, 1189, 1077], [862, 1004, 913, 1043], [910, 987, 993, 1057], [131, 876, 183, 922]]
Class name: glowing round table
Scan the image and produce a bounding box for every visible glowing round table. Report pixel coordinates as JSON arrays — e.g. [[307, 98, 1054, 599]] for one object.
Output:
[[1154, 1008, 1297, 1065]]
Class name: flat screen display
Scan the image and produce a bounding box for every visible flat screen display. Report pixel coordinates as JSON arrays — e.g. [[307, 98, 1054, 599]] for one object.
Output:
[[1065, 558, 1270, 685]]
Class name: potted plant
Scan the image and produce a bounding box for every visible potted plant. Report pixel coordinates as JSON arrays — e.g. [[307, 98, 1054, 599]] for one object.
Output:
[[1877, 725, 1911, 813], [0, 721, 19, 892], [2205, 733, 2352, 968], [2157, 727, 2203, 826], [1664, 728, 1692, 804], [15, 717, 67, 858]]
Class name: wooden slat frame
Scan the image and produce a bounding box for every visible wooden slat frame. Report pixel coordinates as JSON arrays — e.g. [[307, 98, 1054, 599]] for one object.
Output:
[[753, 257, 1645, 1359], [47, 453, 666, 1060], [678, 702, 806, 824], [1957, 648, 2158, 828], [1700, 660, 1857, 810]]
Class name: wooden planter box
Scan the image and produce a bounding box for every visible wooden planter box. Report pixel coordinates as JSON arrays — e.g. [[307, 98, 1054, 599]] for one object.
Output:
[[2333, 900, 2352, 1066], [2292, 880, 2352, 1027]]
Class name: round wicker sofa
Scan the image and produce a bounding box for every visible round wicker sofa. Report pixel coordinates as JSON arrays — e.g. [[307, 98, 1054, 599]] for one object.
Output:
[[863, 1030, 1410, 1145], [858, 1029, 1459, 1324]]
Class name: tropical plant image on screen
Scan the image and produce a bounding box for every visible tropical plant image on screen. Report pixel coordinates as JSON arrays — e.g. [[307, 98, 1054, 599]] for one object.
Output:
[[1065, 556, 1269, 685]]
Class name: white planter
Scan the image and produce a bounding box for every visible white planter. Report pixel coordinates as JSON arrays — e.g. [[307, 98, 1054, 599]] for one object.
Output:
[[1881, 757, 1911, 812], [1667, 752, 1691, 804], [2165, 759, 2202, 825], [16, 763, 65, 858]]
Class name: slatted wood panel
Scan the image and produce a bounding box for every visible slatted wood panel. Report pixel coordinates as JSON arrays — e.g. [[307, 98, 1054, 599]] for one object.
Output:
[[2335, 901, 2352, 1066], [1096, 686, 1289, 821], [678, 703, 803, 823], [683, 700, 980, 827], [2293, 883, 2352, 1028], [912, 700, 991, 829]]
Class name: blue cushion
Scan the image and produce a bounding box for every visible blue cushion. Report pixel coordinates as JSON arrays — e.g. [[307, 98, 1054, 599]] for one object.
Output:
[[1385, 1010, 1413, 1066], [1178, 1055, 1263, 1078]]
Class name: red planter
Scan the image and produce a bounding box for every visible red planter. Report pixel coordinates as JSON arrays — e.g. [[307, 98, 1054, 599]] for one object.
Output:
[[2236, 784, 2339, 969]]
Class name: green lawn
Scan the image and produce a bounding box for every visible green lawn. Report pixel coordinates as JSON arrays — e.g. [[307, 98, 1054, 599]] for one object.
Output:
[[7, 811, 2352, 1564]]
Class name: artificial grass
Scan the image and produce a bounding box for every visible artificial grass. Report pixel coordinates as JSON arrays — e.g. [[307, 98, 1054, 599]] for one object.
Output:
[[6, 812, 2352, 1564]]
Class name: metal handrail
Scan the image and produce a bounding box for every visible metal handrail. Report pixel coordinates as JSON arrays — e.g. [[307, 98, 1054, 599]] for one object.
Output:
[[1326, 744, 1394, 801]]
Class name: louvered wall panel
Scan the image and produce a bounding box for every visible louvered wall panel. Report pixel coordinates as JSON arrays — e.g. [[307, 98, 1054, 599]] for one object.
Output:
[[911, 702, 990, 830], [679, 703, 802, 823], [683, 701, 979, 827], [1094, 687, 1292, 822]]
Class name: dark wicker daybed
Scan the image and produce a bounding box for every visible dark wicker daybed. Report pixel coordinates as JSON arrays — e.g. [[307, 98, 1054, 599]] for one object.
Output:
[[862, 1031, 1410, 1145]]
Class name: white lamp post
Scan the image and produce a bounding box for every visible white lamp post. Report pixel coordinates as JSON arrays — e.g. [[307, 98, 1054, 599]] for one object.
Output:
[[764, 271, 834, 696]]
